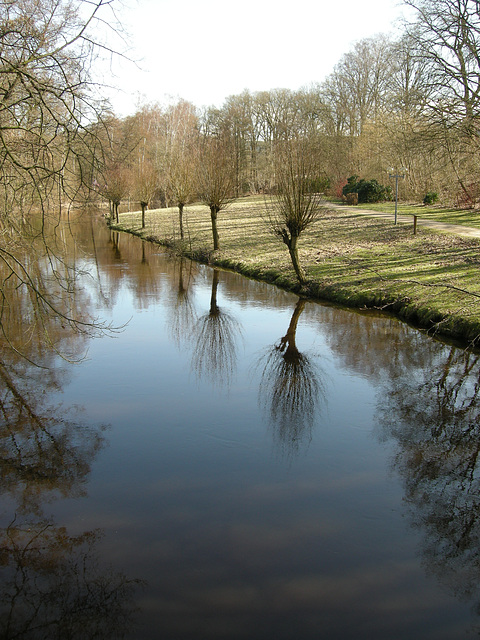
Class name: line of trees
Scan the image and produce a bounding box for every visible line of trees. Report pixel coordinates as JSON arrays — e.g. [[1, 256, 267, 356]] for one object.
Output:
[[87, 1, 480, 231], [4, 0, 480, 225]]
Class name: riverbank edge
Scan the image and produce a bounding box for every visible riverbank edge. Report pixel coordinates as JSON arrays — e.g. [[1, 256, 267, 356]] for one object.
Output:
[[108, 220, 480, 351]]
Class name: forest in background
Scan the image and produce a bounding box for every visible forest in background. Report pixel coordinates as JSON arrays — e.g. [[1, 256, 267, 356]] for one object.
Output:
[[81, 0, 480, 215], [4, 0, 480, 220]]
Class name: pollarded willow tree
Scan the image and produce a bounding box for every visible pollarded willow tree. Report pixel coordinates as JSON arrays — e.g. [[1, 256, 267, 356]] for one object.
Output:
[[196, 135, 236, 251], [264, 137, 328, 285], [0, 0, 122, 357], [164, 100, 200, 240], [134, 161, 158, 228]]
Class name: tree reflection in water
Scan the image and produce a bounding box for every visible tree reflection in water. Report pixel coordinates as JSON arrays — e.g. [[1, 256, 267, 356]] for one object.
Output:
[[0, 217, 142, 638], [256, 297, 325, 457], [0, 350, 142, 637], [0, 357, 104, 513], [191, 269, 242, 388], [377, 346, 480, 627], [169, 256, 198, 348], [0, 516, 140, 639]]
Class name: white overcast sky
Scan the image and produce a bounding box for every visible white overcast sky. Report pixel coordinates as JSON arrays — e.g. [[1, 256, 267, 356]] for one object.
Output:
[[100, 0, 412, 116]]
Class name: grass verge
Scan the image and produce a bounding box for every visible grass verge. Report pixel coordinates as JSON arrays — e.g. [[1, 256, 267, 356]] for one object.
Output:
[[110, 195, 480, 349]]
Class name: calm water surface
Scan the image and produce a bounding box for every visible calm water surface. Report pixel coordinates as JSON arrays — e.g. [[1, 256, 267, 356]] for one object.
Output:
[[2, 219, 480, 639]]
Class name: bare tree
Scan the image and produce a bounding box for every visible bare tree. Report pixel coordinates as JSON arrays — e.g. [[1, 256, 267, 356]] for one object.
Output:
[[0, 0, 123, 355], [320, 35, 393, 139], [100, 161, 131, 222], [404, 0, 480, 124], [403, 0, 480, 202], [222, 91, 259, 194], [265, 138, 327, 285], [134, 161, 158, 228], [94, 115, 139, 218], [0, 0, 122, 215], [164, 100, 199, 239], [168, 153, 197, 238], [196, 136, 236, 251]]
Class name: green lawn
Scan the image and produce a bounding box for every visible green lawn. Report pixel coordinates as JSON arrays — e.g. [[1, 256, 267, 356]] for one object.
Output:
[[113, 195, 480, 347]]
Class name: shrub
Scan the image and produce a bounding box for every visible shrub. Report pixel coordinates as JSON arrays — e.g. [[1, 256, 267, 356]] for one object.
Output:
[[342, 176, 392, 203], [305, 175, 331, 193], [334, 178, 348, 199], [423, 191, 439, 205], [346, 193, 358, 205], [342, 175, 359, 197]]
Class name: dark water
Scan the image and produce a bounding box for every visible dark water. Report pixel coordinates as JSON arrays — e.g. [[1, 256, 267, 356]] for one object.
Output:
[[2, 219, 480, 639]]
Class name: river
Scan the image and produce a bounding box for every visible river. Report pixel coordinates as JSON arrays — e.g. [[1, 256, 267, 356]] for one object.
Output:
[[2, 216, 480, 639]]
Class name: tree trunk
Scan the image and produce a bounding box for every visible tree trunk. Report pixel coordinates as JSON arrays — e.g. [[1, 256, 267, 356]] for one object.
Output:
[[278, 298, 306, 360], [141, 202, 147, 228], [179, 202, 184, 240], [287, 234, 306, 284], [210, 205, 220, 250], [210, 269, 220, 315]]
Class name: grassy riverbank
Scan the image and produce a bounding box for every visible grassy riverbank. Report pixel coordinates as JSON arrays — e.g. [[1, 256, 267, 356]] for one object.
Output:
[[110, 195, 480, 348]]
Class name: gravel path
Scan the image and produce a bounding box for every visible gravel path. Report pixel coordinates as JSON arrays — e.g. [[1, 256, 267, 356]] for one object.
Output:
[[327, 202, 480, 239]]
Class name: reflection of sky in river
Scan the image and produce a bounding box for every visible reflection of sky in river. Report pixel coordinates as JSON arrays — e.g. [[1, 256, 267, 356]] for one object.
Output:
[[46, 236, 476, 639]]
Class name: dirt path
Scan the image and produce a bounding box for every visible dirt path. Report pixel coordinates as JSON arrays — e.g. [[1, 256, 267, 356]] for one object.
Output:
[[327, 202, 480, 239]]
